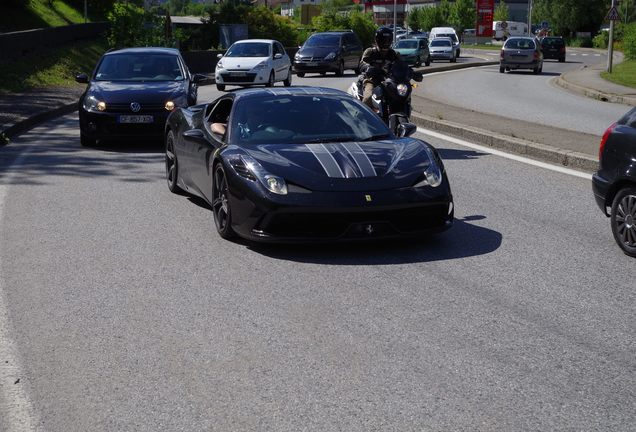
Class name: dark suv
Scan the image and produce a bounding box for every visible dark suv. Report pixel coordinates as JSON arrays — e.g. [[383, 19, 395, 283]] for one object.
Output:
[[293, 31, 364, 77], [593, 107, 636, 257], [540, 36, 566, 62]]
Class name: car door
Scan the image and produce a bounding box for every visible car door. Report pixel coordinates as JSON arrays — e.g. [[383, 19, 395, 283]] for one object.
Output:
[[193, 97, 234, 200], [272, 41, 289, 81]]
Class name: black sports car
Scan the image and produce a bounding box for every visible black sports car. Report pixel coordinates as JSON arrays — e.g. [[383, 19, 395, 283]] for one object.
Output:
[[76, 47, 206, 146], [165, 87, 453, 242]]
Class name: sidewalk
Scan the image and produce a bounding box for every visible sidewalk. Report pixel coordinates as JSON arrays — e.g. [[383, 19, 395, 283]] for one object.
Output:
[[1, 59, 634, 172]]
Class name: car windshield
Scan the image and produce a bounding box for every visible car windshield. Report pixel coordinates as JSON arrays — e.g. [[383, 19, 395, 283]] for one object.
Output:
[[304, 34, 340, 48], [95, 54, 184, 82], [395, 40, 418, 49], [438, 33, 458, 42], [225, 42, 270, 57], [542, 38, 564, 47], [430, 40, 451, 47], [232, 94, 391, 145], [505, 39, 535, 49]]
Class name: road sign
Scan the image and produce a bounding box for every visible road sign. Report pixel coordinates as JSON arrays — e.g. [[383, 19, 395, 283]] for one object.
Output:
[[606, 6, 620, 21], [501, 21, 508, 29]]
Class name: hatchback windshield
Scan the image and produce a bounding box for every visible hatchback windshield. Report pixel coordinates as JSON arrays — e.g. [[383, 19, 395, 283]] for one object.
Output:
[[395, 40, 418, 49], [504, 39, 536, 49], [95, 54, 183, 82], [304, 34, 340, 48], [225, 42, 270, 57], [232, 95, 391, 145]]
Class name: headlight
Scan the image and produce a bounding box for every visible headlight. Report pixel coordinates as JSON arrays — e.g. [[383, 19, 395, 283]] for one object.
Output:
[[165, 101, 175, 111], [397, 83, 409, 97], [216, 60, 223, 69], [415, 145, 443, 188], [252, 61, 268, 71], [325, 52, 336, 61], [229, 154, 288, 195], [294, 53, 301, 60], [83, 95, 106, 112]]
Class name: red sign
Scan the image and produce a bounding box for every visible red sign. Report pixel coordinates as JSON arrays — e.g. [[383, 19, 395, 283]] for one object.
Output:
[[476, 0, 494, 38]]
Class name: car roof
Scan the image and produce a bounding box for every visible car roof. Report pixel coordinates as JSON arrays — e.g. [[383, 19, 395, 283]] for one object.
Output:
[[311, 31, 352, 35], [232, 86, 349, 102], [105, 47, 180, 56], [231, 39, 278, 44]]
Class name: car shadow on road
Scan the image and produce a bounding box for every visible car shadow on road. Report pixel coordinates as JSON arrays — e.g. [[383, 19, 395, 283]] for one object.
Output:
[[437, 147, 489, 160], [95, 140, 164, 154], [248, 215, 502, 265]]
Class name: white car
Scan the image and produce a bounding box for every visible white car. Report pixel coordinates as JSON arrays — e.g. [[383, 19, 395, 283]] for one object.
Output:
[[215, 39, 292, 91]]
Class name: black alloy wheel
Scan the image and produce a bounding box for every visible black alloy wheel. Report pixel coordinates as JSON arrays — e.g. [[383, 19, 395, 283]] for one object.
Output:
[[283, 68, 292, 87], [212, 164, 236, 239], [499, 66, 505, 73], [336, 60, 344, 77], [266, 71, 275, 87], [611, 187, 636, 257], [297, 72, 305, 78], [80, 132, 96, 147], [165, 130, 183, 194], [425, 55, 431, 66], [415, 56, 421, 67], [216, 84, 225, 91]]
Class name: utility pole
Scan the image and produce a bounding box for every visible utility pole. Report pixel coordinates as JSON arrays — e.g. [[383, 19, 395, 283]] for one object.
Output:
[[608, 0, 617, 73], [527, 0, 533, 35], [393, 0, 397, 45]]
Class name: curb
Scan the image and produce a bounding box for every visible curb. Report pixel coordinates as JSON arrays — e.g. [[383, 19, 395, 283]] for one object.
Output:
[[409, 111, 599, 173], [554, 74, 636, 106], [1, 101, 78, 141]]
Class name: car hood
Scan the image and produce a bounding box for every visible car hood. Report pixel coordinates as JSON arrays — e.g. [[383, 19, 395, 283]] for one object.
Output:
[[297, 47, 338, 58], [242, 138, 435, 192], [395, 48, 418, 56], [219, 56, 268, 70], [89, 81, 186, 103]]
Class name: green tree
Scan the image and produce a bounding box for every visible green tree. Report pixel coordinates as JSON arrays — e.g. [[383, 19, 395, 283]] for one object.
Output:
[[493, 0, 509, 22], [107, 1, 169, 48], [407, 7, 422, 32], [418, 5, 444, 31], [623, 21, 636, 59], [532, 0, 609, 37], [450, 0, 476, 33]]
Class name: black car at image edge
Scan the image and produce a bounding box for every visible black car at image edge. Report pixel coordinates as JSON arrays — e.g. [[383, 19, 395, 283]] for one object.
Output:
[[293, 31, 364, 77], [592, 106, 636, 257], [76, 47, 206, 146]]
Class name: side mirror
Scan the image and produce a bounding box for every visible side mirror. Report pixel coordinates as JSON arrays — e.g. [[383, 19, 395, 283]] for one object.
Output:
[[75, 73, 89, 84], [397, 123, 417, 138], [192, 73, 207, 83], [274, 53, 283, 60], [217, 53, 223, 59]]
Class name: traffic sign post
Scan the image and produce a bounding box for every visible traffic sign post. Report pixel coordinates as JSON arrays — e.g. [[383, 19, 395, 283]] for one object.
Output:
[[607, 0, 620, 73]]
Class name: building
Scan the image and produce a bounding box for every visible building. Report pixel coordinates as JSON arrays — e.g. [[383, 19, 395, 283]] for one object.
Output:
[[280, 0, 325, 17], [406, 0, 530, 23]]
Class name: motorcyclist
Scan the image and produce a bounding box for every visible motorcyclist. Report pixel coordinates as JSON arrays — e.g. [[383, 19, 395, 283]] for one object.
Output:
[[359, 27, 401, 109]]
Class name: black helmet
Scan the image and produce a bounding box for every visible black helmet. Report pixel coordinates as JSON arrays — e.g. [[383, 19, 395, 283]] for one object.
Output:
[[375, 27, 393, 49]]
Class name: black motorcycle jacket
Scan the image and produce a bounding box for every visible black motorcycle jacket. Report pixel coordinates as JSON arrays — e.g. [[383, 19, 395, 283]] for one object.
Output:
[[360, 47, 400, 84]]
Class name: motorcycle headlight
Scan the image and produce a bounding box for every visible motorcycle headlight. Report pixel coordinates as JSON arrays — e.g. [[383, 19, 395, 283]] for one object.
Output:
[[229, 154, 288, 195], [252, 61, 268, 71], [83, 95, 106, 112], [325, 52, 336, 61], [397, 83, 409, 97]]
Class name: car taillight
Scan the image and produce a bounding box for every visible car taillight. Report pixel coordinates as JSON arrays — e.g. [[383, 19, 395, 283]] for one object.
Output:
[[533, 51, 540, 60], [560, 46, 566, 53], [599, 122, 617, 161]]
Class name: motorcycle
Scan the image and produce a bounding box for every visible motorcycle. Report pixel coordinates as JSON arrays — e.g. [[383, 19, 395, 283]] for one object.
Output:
[[348, 59, 423, 135]]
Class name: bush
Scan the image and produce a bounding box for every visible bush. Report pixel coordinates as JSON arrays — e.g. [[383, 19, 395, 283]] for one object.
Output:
[[593, 31, 608, 49], [569, 37, 592, 48], [624, 23, 636, 60], [107, 2, 171, 49]]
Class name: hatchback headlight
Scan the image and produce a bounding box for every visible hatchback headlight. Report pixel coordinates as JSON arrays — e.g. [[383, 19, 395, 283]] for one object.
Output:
[[216, 60, 224, 69], [325, 52, 337, 61], [165, 101, 175, 111], [252, 61, 268, 71], [397, 83, 409, 96], [83, 95, 106, 112]]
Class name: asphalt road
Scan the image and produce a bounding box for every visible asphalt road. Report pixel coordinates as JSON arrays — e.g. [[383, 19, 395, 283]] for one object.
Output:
[[1, 111, 634, 431]]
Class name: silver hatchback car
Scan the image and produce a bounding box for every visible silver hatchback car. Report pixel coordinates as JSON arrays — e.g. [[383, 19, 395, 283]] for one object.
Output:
[[499, 36, 543, 74]]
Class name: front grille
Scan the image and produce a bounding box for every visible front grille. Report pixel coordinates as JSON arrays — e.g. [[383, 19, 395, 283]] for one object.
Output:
[[220, 73, 257, 83], [260, 204, 449, 238], [106, 103, 165, 113], [298, 57, 325, 62]]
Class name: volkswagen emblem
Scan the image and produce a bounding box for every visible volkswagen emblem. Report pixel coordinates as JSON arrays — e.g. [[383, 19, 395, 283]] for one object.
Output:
[[130, 102, 141, 113]]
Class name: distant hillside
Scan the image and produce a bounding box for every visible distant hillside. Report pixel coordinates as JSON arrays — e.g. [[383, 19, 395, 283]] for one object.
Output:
[[1, 0, 110, 33]]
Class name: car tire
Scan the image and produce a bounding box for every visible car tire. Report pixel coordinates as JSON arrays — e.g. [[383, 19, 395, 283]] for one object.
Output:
[[415, 56, 421, 67], [212, 164, 236, 240], [456, 49, 460, 58], [165, 130, 183, 194], [283, 68, 292, 87], [499, 66, 505, 73], [265, 71, 275, 87], [610, 186, 636, 257], [297, 72, 305, 78], [559, 56, 565, 63], [80, 132, 95, 147], [336, 60, 344, 77], [533, 66, 540, 74], [425, 56, 431, 66], [451, 56, 456, 63], [216, 84, 225, 91]]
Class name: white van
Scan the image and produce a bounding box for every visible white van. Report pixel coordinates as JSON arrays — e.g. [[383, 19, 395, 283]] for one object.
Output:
[[429, 27, 460, 57], [492, 21, 528, 41]]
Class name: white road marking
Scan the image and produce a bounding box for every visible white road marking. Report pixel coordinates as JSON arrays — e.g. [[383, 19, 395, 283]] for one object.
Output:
[[416, 127, 593, 180], [0, 149, 42, 432]]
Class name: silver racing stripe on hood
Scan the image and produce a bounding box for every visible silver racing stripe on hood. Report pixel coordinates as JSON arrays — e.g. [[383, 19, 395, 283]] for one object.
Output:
[[342, 142, 377, 177], [305, 144, 345, 178]]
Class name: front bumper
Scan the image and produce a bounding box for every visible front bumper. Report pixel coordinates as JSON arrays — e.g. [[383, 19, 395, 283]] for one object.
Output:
[[500, 59, 541, 70], [430, 51, 453, 60], [79, 108, 169, 141], [215, 68, 269, 86], [227, 174, 454, 243], [293, 59, 340, 73]]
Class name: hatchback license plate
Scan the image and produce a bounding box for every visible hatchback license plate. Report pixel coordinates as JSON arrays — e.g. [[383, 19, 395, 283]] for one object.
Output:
[[119, 115, 153, 124], [230, 72, 246, 77]]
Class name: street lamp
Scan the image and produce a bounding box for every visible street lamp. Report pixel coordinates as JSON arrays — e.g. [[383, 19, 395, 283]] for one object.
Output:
[[393, 0, 397, 44]]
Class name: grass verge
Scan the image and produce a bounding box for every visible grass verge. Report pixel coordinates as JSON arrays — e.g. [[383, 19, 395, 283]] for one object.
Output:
[[2, 0, 88, 33], [0, 39, 106, 93], [601, 59, 636, 89]]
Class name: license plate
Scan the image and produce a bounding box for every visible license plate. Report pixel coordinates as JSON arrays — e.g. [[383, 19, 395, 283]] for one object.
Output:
[[306, 62, 318, 66], [119, 115, 153, 124], [230, 72, 246, 77]]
